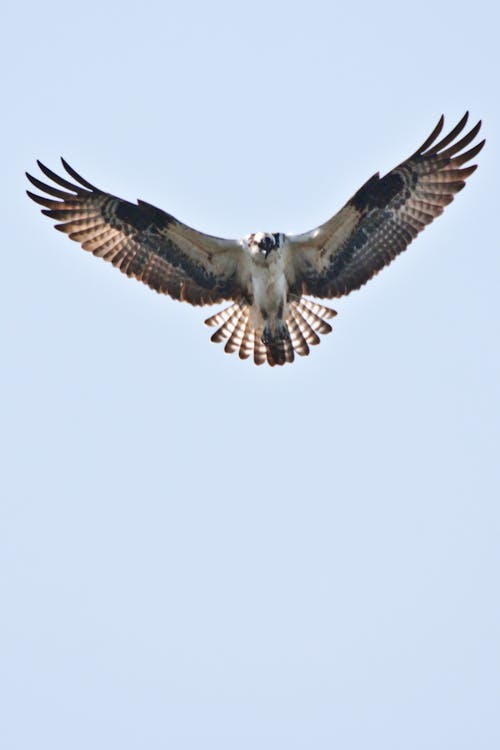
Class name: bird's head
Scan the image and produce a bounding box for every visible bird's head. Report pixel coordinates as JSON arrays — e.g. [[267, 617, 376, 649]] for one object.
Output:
[[247, 232, 282, 259]]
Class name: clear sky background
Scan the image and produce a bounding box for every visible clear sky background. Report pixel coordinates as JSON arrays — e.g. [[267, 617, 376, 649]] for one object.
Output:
[[1, 1, 499, 748]]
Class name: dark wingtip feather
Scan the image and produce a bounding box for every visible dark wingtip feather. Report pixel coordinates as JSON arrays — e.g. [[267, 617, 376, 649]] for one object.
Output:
[[60, 158, 98, 191], [461, 163, 478, 177], [36, 160, 82, 193], [472, 136, 486, 155], [26, 190, 56, 208], [425, 112, 471, 155], [451, 138, 485, 166], [26, 171, 73, 199], [438, 119, 483, 160], [412, 114, 445, 156]]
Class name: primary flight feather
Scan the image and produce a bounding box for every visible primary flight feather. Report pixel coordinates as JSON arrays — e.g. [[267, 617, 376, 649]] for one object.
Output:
[[27, 113, 484, 366]]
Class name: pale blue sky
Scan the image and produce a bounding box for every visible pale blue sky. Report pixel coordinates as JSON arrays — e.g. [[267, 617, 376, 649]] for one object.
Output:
[[2, 1, 499, 748]]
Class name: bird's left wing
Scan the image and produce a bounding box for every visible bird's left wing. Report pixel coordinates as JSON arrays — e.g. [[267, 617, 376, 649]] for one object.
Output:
[[286, 113, 484, 298], [27, 159, 246, 306]]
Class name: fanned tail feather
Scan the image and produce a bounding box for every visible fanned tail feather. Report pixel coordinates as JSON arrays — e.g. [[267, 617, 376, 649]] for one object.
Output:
[[294, 298, 336, 334], [206, 304, 243, 343], [253, 328, 267, 366], [204, 297, 336, 366], [287, 310, 310, 357], [224, 307, 248, 353], [289, 306, 320, 346], [298, 298, 337, 320], [239, 315, 254, 360], [262, 322, 294, 367], [204, 304, 240, 329]]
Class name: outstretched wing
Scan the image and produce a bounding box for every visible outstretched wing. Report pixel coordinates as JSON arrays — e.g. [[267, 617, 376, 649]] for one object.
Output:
[[287, 113, 484, 298], [27, 160, 246, 306]]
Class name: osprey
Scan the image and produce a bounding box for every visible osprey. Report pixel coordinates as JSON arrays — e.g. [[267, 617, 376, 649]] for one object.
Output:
[[27, 113, 484, 366]]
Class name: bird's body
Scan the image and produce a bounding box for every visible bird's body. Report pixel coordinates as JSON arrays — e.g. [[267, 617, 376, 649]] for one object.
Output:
[[247, 233, 290, 353], [27, 113, 484, 366], [248, 233, 287, 322]]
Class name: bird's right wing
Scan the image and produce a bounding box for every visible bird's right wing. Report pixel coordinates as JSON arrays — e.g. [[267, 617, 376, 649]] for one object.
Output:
[[286, 113, 484, 298], [27, 159, 248, 306]]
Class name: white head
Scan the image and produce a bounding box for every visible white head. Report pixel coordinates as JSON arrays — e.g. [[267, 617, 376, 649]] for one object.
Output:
[[246, 232, 283, 259]]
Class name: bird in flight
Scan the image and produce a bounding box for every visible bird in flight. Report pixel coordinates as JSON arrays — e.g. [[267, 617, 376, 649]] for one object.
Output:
[[27, 113, 483, 366]]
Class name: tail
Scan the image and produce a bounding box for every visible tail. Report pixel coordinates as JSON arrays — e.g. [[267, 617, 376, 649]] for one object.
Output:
[[204, 297, 336, 367], [261, 319, 294, 367]]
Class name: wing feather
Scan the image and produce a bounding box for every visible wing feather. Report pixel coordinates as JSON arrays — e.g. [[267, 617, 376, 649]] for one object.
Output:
[[27, 159, 246, 306], [288, 114, 484, 298]]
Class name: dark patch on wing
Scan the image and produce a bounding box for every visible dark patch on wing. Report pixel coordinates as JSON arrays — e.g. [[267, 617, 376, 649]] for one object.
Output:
[[328, 211, 391, 277], [350, 172, 407, 211], [115, 199, 175, 232]]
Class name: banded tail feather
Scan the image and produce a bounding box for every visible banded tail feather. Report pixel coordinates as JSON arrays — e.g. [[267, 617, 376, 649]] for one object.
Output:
[[204, 298, 336, 366], [261, 319, 295, 367]]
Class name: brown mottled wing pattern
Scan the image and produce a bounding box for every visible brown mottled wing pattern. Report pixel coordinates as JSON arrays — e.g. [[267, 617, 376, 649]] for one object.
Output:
[[288, 113, 484, 298], [26, 160, 245, 306]]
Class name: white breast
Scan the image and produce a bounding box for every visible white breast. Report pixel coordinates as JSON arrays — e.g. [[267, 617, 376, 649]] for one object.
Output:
[[250, 246, 288, 322]]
